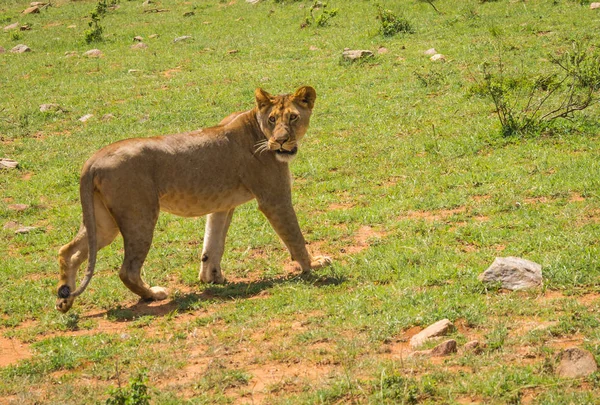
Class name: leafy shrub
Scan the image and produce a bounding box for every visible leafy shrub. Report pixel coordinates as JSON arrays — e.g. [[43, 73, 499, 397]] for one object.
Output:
[[376, 6, 414, 37], [480, 41, 600, 136], [106, 369, 151, 405], [84, 0, 119, 43], [303, 1, 338, 28]]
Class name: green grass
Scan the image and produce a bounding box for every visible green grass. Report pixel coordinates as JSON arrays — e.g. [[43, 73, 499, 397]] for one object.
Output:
[[2, 0, 600, 403]]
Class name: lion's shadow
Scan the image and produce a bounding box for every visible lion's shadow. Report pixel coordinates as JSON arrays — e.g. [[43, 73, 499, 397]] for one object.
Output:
[[91, 271, 346, 321]]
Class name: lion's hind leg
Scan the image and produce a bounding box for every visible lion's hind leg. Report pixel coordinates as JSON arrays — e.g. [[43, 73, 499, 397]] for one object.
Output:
[[114, 204, 168, 301], [56, 193, 119, 312]]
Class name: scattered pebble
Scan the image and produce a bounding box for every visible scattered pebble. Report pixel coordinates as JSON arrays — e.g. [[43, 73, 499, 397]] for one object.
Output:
[[464, 340, 484, 354], [8, 204, 29, 212], [67, 24, 76, 29], [0, 158, 19, 169], [142, 0, 153, 5], [377, 46, 389, 54], [64, 51, 77, 58], [15, 226, 40, 235], [342, 49, 374, 61], [0, 46, 5, 54], [149, 34, 159, 39], [556, 347, 598, 378], [410, 319, 454, 349], [3, 22, 20, 31], [78, 114, 93, 122], [102, 113, 115, 121], [22, 5, 40, 14], [133, 36, 143, 42], [424, 48, 437, 55], [40, 103, 65, 113], [591, 2, 600, 9], [227, 49, 239, 54], [174, 35, 192, 42], [83, 49, 103, 58], [3, 221, 19, 230], [430, 53, 445, 62], [11, 44, 31, 53], [131, 42, 148, 50]]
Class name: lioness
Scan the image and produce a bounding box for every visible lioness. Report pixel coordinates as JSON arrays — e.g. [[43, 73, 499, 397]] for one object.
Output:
[[56, 86, 331, 313]]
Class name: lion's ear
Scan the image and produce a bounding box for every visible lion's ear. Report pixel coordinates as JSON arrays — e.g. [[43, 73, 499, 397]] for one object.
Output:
[[255, 88, 273, 110], [293, 86, 316, 110]]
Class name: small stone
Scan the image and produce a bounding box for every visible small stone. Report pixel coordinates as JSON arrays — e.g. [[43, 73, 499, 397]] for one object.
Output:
[[83, 49, 103, 58], [133, 36, 143, 41], [101, 113, 115, 121], [309, 45, 319, 51], [556, 347, 598, 378], [15, 226, 39, 234], [128, 69, 142, 74], [424, 48, 437, 55], [40, 103, 64, 113], [78, 114, 93, 122], [20, 24, 31, 31], [3, 221, 19, 230], [131, 42, 148, 50], [22, 6, 40, 14], [64, 51, 77, 58], [410, 319, 454, 348], [464, 340, 484, 354], [377, 46, 389, 54], [142, 0, 153, 5], [67, 25, 76, 29], [591, 2, 600, 9], [0, 158, 19, 169], [183, 11, 195, 17], [30, 2, 47, 6], [0, 47, 5, 54], [227, 49, 239, 54], [430, 339, 457, 356], [8, 204, 29, 212], [11, 44, 31, 53], [4, 22, 20, 31], [430, 53, 445, 62], [478, 257, 543, 291], [174, 35, 192, 42], [246, 0, 260, 3], [342, 49, 374, 61], [149, 34, 159, 39]]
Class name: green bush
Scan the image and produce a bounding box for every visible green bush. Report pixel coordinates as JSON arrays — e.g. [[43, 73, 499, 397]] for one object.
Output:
[[376, 6, 414, 37]]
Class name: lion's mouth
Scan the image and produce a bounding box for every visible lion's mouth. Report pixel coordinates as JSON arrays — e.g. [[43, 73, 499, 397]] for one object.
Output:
[[276, 147, 298, 156]]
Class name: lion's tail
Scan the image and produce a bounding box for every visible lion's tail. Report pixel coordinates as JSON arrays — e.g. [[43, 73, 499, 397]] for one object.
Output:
[[69, 168, 98, 298]]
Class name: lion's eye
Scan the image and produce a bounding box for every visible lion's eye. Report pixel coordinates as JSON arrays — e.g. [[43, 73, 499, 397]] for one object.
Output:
[[289, 114, 298, 122], [268, 116, 276, 124]]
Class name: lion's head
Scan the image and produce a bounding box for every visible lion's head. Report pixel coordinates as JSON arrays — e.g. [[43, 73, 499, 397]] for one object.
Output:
[[254, 86, 316, 162]]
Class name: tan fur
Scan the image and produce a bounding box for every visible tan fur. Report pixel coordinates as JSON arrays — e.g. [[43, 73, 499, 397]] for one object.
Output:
[[56, 86, 331, 313]]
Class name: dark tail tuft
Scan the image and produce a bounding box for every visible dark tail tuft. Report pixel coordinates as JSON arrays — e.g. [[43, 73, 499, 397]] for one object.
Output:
[[58, 285, 71, 299]]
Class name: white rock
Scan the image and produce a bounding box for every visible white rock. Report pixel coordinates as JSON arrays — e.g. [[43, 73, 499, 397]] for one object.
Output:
[[79, 114, 94, 122], [0, 158, 19, 169], [174, 35, 192, 43], [424, 48, 437, 55], [478, 257, 542, 290], [131, 42, 148, 50], [4, 22, 20, 31], [430, 53, 445, 62], [590, 2, 600, 9], [410, 319, 453, 348]]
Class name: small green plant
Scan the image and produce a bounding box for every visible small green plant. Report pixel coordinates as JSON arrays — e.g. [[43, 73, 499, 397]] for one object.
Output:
[[84, 0, 119, 43], [106, 369, 151, 405], [303, 1, 338, 28], [376, 5, 414, 37], [480, 40, 600, 136], [9, 30, 22, 41]]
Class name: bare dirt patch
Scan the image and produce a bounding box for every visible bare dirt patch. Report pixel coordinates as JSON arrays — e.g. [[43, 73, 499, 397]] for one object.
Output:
[[0, 335, 32, 367], [342, 225, 387, 255]]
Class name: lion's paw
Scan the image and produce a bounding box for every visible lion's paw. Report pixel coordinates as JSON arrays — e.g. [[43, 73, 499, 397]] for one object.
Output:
[[149, 286, 169, 301], [310, 255, 333, 269]]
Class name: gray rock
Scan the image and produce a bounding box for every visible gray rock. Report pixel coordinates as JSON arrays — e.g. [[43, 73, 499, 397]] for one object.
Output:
[[591, 2, 600, 9], [40, 103, 65, 113], [479, 257, 542, 290], [424, 48, 437, 55], [556, 347, 598, 378], [430, 54, 445, 62], [464, 340, 484, 354], [8, 204, 29, 212], [0, 46, 5, 54], [3, 221, 19, 230], [410, 319, 453, 348], [430, 339, 457, 356], [11, 44, 31, 53], [22, 5, 40, 14], [342, 49, 374, 61], [4, 22, 20, 31], [174, 35, 192, 43], [133, 36, 143, 42], [0, 158, 19, 169]]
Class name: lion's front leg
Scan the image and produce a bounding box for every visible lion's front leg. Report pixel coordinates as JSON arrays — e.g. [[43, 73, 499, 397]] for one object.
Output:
[[257, 199, 331, 274], [199, 209, 234, 284]]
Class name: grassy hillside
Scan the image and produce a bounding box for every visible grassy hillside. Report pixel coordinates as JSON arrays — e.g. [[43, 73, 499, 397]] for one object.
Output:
[[1, 0, 600, 403]]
